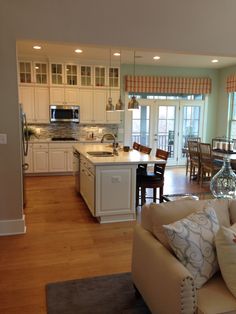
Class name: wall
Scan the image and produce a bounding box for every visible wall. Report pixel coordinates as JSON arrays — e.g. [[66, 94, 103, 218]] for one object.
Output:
[[1, 0, 236, 234], [122, 64, 220, 142], [217, 65, 236, 136]]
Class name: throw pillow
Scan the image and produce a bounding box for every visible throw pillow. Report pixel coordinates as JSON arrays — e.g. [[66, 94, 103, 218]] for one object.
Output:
[[163, 207, 220, 289], [215, 224, 236, 298]]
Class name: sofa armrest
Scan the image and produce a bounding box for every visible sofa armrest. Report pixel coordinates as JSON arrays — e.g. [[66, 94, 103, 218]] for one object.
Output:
[[132, 224, 196, 314]]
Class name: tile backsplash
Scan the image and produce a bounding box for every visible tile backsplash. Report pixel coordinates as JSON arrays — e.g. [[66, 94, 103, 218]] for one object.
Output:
[[28, 123, 121, 141]]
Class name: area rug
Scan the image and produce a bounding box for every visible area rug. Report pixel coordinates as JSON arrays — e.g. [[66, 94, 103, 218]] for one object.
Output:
[[46, 272, 151, 314]]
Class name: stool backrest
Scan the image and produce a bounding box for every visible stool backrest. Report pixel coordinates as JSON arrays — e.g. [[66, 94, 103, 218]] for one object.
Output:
[[133, 142, 140, 151], [139, 145, 152, 155], [154, 149, 169, 177]]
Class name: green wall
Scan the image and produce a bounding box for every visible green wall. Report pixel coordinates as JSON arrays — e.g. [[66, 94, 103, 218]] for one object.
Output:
[[121, 64, 220, 142]]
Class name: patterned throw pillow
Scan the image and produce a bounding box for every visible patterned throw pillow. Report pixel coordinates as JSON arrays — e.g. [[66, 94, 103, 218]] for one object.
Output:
[[215, 224, 236, 297], [163, 207, 220, 289]]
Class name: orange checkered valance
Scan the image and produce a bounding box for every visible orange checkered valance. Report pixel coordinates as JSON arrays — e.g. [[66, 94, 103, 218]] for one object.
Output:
[[125, 76, 212, 94], [226, 75, 236, 93]]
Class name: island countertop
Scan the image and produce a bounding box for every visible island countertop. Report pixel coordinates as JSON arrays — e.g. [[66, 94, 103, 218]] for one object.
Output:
[[73, 143, 166, 166]]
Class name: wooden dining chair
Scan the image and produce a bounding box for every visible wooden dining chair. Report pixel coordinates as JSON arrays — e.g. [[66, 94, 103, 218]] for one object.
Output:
[[185, 137, 201, 176], [133, 142, 140, 151], [198, 142, 220, 186], [188, 140, 200, 182], [137, 148, 169, 205]]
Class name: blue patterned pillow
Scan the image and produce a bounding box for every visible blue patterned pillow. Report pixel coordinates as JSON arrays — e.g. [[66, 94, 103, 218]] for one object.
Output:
[[163, 207, 219, 288]]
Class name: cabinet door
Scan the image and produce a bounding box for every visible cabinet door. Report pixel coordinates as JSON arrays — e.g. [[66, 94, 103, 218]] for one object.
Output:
[[19, 86, 35, 122], [33, 149, 49, 173], [66, 148, 73, 172], [93, 90, 106, 123], [65, 88, 79, 104], [50, 87, 65, 104], [106, 90, 121, 123], [86, 170, 95, 214], [79, 89, 94, 123], [34, 87, 49, 123], [49, 149, 67, 172]]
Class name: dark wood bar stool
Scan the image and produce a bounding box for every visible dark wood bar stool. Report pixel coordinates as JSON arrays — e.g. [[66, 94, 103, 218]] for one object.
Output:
[[137, 148, 169, 205]]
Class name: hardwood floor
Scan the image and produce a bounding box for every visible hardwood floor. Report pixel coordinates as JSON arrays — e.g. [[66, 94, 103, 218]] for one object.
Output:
[[0, 168, 210, 314]]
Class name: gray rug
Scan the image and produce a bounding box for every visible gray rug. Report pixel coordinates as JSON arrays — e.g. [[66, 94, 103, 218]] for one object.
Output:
[[46, 272, 151, 314]]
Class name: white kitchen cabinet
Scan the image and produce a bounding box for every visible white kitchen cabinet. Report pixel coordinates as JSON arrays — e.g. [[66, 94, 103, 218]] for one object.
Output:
[[50, 63, 78, 86], [19, 86, 35, 121], [34, 62, 48, 84], [33, 143, 49, 173], [50, 87, 79, 105], [79, 88, 94, 123], [93, 89, 107, 123], [49, 143, 73, 172], [80, 156, 95, 215], [18, 61, 32, 83], [19, 86, 49, 123]]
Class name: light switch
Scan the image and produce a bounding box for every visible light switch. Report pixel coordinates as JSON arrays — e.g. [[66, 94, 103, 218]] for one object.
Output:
[[0, 134, 7, 144]]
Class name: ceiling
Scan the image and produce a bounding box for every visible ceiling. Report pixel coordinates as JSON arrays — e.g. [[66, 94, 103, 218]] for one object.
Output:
[[17, 40, 236, 69]]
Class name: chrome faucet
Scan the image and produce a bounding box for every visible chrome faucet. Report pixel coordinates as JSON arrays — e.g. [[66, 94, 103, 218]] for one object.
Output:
[[101, 133, 118, 155]]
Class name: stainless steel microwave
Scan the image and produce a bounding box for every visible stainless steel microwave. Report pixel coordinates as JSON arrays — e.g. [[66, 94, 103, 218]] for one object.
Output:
[[50, 105, 79, 123]]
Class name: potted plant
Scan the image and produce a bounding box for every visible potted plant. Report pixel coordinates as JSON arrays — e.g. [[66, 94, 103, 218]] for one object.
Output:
[[24, 127, 38, 140]]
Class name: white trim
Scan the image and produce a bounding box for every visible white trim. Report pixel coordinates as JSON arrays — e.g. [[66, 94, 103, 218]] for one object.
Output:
[[0, 215, 26, 236]]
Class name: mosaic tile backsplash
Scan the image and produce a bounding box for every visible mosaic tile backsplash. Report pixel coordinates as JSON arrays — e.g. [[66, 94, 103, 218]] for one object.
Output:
[[28, 123, 122, 141]]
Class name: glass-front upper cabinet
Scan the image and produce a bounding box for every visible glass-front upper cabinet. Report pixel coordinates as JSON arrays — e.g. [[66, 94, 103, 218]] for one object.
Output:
[[50, 63, 63, 84], [66, 64, 78, 85], [80, 65, 92, 86], [34, 62, 48, 84], [19, 61, 32, 83], [109, 67, 119, 88], [95, 66, 106, 87]]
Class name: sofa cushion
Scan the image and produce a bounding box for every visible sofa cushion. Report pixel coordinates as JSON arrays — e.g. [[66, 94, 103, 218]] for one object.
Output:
[[163, 207, 220, 289], [197, 273, 236, 314], [141, 199, 230, 251], [215, 223, 236, 298]]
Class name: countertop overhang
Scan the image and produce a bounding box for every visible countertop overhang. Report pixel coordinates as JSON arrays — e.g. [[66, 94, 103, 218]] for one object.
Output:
[[73, 143, 166, 166]]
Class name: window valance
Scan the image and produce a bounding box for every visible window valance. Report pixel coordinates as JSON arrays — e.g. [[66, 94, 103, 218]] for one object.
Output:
[[125, 75, 211, 94], [226, 75, 236, 93]]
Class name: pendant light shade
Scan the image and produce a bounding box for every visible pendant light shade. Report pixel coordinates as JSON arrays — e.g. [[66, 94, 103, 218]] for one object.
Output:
[[128, 51, 139, 110], [128, 96, 139, 110], [115, 50, 125, 111], [106, 48, 114, 112]]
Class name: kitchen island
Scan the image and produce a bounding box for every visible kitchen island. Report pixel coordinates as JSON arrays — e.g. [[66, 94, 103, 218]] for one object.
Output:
[[73, 143, 166, 223]]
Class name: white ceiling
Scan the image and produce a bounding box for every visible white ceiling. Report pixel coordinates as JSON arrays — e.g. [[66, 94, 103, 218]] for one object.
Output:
[[17, 40, 236, 69]]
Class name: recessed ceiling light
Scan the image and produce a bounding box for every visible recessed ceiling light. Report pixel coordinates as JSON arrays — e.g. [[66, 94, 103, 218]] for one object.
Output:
[[113, 52, 120, 56], [153, 56, 160, 60], [75, 49, 83, 53], [35, 66, 39, 69], [211, 59, 219, 63], [33, 45, 42, 50]]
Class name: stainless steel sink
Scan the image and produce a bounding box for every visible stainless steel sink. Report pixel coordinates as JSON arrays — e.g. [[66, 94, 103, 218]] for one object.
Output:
[[87, 151, 114, 157]]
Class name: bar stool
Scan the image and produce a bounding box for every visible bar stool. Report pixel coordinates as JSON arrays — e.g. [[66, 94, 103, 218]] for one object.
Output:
[[137, 148, 169, 205]]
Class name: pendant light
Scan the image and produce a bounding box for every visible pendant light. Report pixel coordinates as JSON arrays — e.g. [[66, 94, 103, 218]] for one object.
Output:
[[115, 50, 125, 111], [106, 48, 114, 112], [128, 51, 139, 110]]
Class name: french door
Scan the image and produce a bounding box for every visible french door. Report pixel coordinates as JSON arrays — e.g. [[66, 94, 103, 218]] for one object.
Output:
[[128, 99, 205, 166]]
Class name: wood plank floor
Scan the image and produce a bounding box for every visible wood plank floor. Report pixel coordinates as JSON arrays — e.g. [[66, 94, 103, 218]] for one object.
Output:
[[0, 167, 209, 314]]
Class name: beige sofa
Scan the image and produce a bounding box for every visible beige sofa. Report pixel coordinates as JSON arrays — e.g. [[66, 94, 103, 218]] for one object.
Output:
[[132, 199, 236, 314]]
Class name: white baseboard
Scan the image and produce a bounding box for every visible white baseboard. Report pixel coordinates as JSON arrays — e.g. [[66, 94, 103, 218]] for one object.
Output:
[[0, 215, 26, 236]]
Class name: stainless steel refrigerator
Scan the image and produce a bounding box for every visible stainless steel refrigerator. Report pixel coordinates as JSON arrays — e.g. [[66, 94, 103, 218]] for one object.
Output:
[[20, 104, 29, 208]]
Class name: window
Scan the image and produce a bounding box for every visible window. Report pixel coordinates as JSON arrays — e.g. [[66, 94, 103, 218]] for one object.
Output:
[[229, 92, 236, 138], [131, 106, 150, 145]]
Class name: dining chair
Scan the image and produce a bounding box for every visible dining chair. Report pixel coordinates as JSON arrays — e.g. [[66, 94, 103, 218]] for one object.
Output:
[[133, 142, 141, 151], [136, 148, 169, 205], [198, 142, 220, 186], [187, 140, 200, 182], [184, 137, 201, 176]]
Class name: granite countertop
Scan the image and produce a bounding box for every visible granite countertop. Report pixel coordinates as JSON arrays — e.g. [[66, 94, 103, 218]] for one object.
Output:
[[73, 143, 166, 166]]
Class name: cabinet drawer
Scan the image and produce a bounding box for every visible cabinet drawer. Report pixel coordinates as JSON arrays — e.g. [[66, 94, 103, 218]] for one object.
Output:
[[33, 143, 49, 149], [49, 143, 74, 149], [80, 155, 94, 175]]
